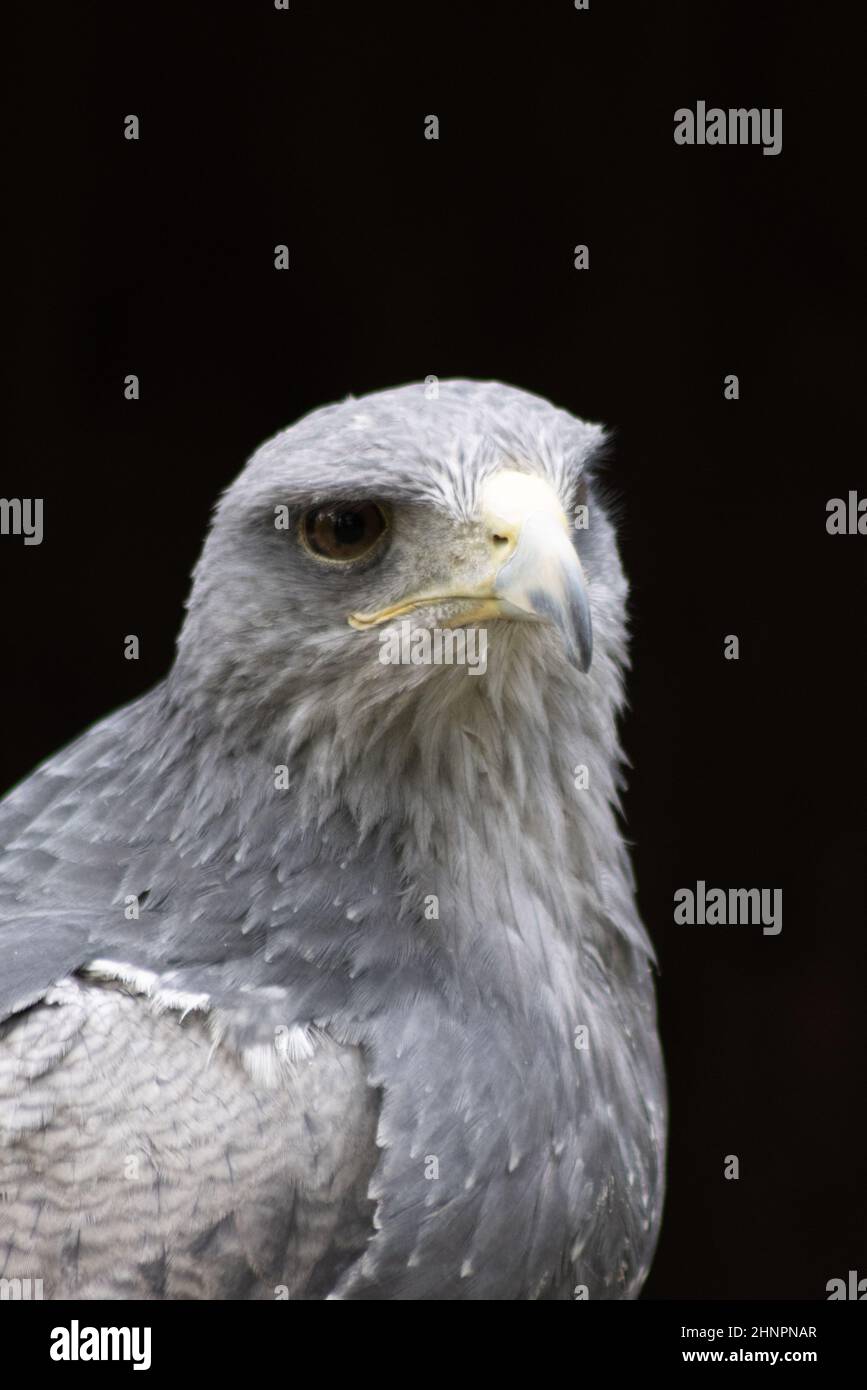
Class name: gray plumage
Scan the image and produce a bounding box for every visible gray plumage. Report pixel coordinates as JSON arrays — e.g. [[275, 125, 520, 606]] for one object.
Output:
[[0, 380, 665, 1299]]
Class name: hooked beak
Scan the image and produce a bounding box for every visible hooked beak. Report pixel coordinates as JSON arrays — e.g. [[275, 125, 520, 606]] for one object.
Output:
[[348, 469, 593, 672], [492, 508, 593, 672]]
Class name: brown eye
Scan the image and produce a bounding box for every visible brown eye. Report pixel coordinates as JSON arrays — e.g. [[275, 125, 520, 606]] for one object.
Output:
[[301, 501, 388, 561]]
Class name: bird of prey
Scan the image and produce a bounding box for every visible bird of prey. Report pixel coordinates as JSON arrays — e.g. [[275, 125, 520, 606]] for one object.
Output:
[[0, 380, 665, 1300]]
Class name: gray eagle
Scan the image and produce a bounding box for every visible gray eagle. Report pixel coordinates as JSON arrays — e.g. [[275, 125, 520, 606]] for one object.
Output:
[[0, 380, 665, 1300]]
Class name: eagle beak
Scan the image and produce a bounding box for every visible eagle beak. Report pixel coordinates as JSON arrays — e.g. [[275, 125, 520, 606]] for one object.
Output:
[[491, 506, 593, 673], [349, 469, 592, 672]]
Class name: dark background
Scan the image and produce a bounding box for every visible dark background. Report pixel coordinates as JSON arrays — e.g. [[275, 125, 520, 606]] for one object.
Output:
[[2, 1, 864, 1299]]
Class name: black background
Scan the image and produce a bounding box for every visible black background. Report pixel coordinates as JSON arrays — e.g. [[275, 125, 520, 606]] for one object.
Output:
[[2, 1, 864, 1299]]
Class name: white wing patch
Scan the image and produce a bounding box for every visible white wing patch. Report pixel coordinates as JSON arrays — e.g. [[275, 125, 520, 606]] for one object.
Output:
[[80, 959, 321, 1084], [82, 958, 211, 1020]]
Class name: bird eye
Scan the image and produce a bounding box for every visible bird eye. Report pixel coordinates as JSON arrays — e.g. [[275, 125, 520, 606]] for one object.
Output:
[[301, 501, 388, 562]]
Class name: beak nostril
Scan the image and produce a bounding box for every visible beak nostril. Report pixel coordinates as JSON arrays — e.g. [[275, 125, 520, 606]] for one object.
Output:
[[491, 533, 510, 545]]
